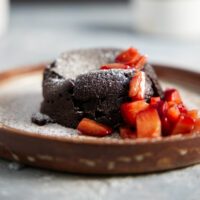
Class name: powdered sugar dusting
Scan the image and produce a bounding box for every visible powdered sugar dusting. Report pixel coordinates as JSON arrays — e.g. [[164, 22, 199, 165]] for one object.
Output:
[[53, 48, 122, 79], [0, 73, 79, 138], [0, 72, 120, 139]]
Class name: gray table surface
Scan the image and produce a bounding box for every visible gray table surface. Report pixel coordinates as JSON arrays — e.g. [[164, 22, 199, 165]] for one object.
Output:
[[0, 2, 200, 200]]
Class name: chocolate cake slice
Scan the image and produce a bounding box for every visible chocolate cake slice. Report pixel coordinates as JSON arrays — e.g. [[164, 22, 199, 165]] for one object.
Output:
[[39, 48, 163, 128]]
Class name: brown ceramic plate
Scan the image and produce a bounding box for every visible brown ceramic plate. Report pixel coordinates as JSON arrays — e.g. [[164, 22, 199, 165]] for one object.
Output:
[[0, 61, 199, 174]]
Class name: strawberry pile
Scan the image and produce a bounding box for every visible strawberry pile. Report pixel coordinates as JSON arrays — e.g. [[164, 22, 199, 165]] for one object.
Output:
[[77, 47, 200, 138], [100, 46, 147, 70], [120, 89, 199, 139]]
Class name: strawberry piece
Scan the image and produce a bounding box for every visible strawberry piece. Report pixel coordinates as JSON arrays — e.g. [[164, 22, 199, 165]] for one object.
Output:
[[177, 103, 188, 114], [164, 89, 182, 103], [120, 100, 149, 127], [135, 72, 146, 100], [120, 126, 136, 139], [157, 101, 169, 118], [171, 114, 195, 135], [129, 72, 141, 97], [136, 108, 161, 138], [134, 55, 147, 69], [77, 118, 112, 136], [129, 71, 146, 100], [193, 118, 200, 132], [128, 53, 141, 67], [150, 97, 161, 106], [167, 101, 176, 107], [115, 47, 139, 64], [187, 110, 198, 120], [161, 115, 172, 136], [100, 63, 131, 70], [115, 47, 147, 69], [167, 104, 180, 122]]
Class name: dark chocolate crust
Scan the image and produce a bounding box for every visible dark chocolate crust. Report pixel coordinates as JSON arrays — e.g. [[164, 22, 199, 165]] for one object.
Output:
[[40, 49, 163, 128]]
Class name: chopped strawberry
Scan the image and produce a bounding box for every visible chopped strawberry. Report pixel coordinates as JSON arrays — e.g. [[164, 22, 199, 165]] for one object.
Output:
[[115, 47, 147, 69], [134, 72, 146, 100], [167, 101, 176, 107], [187, 110, 198, 120], [167, 104, 180, 122], [193, 118, 200, 132], [129, 71, 146, 100], [128, 54, 141, 67], [171, 114, 195, 135], [129, 72, 141, 97], [120, 126, 136, 139], [164, 89, 182, 103], [161, 115, 172, 136], [150, 97, 161, 106], [136, 108, 161, 138], [77, 118, 112, 136], [157, 101, 169, 118], [100, 63, 131, 70], [134, 55, 147, 69], [177, 103, 188, 114], [115, 47, 139, 64], [120, 100, 149, 127]]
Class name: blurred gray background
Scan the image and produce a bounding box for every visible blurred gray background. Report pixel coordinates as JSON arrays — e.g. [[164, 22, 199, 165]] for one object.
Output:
[[0, 0, 200, 72]]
